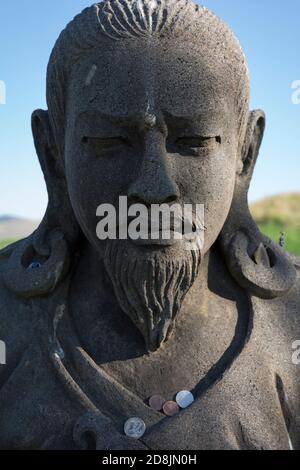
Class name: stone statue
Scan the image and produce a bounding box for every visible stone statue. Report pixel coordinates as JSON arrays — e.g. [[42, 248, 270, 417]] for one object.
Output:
[[0, 0, 299, 450]]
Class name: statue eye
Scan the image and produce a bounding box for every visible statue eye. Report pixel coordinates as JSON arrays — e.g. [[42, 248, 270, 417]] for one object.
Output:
[[176, 136, 221, 149], [82, 136, 132, 155]]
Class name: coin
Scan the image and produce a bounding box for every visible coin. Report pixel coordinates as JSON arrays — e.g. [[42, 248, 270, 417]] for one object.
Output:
[[176, 390, 194, 409], [149, 394, 165, 411], [163, 401, 179, 417], [28, 261, 42, 270], [124, 417, 146, 439]]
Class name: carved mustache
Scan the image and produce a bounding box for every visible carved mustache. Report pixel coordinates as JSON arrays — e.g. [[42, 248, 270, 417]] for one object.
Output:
[[115, 208, 206, 238]]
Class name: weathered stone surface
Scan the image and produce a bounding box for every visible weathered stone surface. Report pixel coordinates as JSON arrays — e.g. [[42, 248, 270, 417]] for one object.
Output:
[[0, 0, 299, 450]]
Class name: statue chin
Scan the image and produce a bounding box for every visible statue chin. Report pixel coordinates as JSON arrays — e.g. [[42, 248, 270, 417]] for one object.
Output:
[[103, 239, 201, 351]]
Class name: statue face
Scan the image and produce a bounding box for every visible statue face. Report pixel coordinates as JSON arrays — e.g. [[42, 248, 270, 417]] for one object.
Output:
[[57, 37, 245, 350], [64, 38, 240, 258]]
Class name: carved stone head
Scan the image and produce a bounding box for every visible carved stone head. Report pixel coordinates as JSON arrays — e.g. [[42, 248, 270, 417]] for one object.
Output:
[[4, 0, 296, 350]]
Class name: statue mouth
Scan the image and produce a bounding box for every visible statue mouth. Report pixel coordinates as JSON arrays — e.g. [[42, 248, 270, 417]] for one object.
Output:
[[130, 230, 182, 247]]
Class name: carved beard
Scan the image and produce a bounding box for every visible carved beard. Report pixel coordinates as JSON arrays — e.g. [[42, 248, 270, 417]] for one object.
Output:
[[104, 241, 201, 352]]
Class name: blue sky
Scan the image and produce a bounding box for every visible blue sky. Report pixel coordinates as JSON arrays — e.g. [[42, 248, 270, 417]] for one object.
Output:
[[0, 0, 299, 220]]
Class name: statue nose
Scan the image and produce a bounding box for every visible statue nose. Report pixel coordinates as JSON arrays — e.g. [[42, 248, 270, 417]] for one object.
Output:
[[128, 133, 180, 206], [128, 173, 179, 205]]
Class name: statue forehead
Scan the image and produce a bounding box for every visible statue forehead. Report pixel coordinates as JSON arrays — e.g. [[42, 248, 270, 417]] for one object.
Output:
[[66, 38, 236, 123]]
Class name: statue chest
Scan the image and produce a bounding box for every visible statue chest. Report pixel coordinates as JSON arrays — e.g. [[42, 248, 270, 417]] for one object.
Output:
[[74, 284, 244, 403], [0, 338, 292, 450], [0, 293, 296, 450]]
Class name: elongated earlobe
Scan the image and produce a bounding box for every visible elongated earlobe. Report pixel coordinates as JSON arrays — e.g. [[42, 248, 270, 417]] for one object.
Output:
[[219, 110, 296, 299], [3, 110, 81, 298]]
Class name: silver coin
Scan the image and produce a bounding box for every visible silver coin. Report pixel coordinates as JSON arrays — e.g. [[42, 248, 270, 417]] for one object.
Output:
[[176, 390, 194, 409], [124, 417, 146, 439]]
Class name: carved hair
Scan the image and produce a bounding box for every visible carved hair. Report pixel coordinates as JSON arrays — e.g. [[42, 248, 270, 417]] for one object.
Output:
[[47, 0, 250, 155]]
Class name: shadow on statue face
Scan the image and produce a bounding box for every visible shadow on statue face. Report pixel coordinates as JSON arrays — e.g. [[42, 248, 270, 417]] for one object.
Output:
[[9, 2, 293, 331], [64, 38, 240, 260], [57, 38, 243, 351]]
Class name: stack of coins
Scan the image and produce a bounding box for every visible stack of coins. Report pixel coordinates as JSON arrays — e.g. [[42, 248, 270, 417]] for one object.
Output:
[[149, 390, 194, 416], [124, 390, 195, 438]]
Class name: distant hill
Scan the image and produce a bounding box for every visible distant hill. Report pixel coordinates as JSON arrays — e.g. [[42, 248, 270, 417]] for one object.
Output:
[[0, 216, 39, 240], [250, 193, 300, 256], [0, 215, 18, 222], [250, 193, 300, 228]]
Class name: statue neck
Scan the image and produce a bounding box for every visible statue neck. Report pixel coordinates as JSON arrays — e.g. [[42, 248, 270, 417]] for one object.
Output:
[[68, 241, 249, 399]]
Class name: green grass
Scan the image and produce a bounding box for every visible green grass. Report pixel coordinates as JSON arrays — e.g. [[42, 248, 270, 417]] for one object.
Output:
[[0, 239, 15, 250], [258, 222, 300, 257]]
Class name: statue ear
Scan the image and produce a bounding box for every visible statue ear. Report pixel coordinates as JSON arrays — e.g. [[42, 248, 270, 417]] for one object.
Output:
[[219, 110, 296, 299], [30, 109, 80, 248], [238, 110, 265, 180], [31, 109, 65, 181], [3, 110, 80, 298]]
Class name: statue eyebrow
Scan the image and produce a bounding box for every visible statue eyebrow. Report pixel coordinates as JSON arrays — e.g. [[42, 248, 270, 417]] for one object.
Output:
[[163, 110, 222, 122], [77, 111, 153, 126], [76, 110, 167, 134], [76, 110, 224, 132]]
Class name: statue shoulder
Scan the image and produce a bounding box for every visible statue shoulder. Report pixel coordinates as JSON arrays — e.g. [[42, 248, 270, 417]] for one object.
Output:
[[293, 256, 300, 271], [0, 241, 35, 358], [0, 239, 21, 263], [286, 250, 300, 270], [0, 239, 22, 305], [288, 252, 300, 298], [0, 237, 71, 391], [279, 255, 300, 323]]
